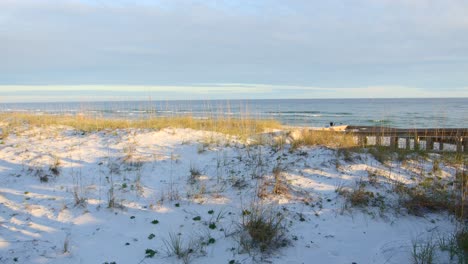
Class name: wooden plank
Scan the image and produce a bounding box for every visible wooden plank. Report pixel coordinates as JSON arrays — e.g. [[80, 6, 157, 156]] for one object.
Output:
[[426, 137, 434, 151], [390, 136, 398, 149], [414, 136, 420, 151], [457, 138, 463, 153], [376, 135, 382, 146], [357, 135, 367, 146]]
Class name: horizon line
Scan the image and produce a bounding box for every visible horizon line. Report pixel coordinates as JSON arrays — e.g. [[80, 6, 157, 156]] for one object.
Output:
[[2, 97, 467, 104]]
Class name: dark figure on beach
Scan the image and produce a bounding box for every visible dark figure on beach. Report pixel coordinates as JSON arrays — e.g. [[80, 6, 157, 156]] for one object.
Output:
[[330, 122, 334, 127]]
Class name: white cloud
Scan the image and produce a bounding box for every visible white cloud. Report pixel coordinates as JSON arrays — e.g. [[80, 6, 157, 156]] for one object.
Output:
[[0, 85, 466, 102]]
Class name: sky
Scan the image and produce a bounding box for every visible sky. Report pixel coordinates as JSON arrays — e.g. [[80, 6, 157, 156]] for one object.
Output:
[[1, 0, 468, 102]]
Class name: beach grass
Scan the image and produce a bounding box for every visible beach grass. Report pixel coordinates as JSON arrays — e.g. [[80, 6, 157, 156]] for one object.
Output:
[[0, 113, 282, 137], [291, 129, 358, 149], [2, 113, 463, 156]]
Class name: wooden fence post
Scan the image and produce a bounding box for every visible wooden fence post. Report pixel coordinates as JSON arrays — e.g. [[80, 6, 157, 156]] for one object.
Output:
[[390, 136, 398, 149], [426, 137, 434, 151]]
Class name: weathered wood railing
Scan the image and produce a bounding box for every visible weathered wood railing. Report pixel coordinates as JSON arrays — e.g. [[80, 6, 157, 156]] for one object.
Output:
[[345, 126, 468, 153]]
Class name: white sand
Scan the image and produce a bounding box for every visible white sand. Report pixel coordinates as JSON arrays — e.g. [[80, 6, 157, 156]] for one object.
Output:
[[0, 126, 460, 263]]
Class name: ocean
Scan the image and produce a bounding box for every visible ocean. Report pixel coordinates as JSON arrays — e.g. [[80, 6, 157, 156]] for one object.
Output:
[[1, 98, 467, 128]]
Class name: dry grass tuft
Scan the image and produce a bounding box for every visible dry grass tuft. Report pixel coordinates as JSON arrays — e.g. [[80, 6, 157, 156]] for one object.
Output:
[[272, 166, 288, 195], [338, 184, 374, 208], [395, 179, 455, 217], [239, 204, 289, 253]]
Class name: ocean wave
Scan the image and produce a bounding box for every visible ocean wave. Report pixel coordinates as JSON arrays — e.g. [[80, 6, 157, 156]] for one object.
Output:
[[368, 119, 392, 124], [267, 113, 323, 117], [266, 111, 352, 116], [266, 111, 321, 114]]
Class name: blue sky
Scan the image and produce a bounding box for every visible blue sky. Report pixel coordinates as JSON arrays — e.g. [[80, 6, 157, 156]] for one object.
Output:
[[1, 0, 468, 101]]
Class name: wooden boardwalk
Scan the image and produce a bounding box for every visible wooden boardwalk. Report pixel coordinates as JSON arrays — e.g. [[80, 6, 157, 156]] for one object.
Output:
[[345, 126, 468, 153]]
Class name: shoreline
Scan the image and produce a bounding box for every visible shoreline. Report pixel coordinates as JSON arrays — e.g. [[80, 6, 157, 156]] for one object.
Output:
[[1, 97, 467, 129]]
